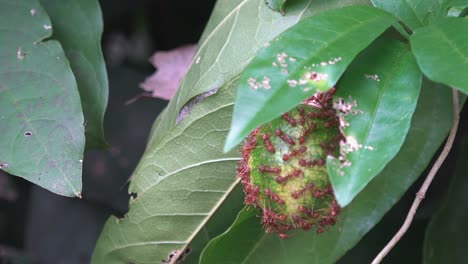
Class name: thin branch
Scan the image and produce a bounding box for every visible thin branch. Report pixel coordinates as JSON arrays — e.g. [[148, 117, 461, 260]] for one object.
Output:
[[124, 92, 154, 106], [371, 89, 460, 264]]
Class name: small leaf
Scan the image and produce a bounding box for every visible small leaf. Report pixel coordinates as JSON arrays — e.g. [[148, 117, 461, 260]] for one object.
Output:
[[265, 0, 287, 14], [410, 17, 468, 94], [423, 134, 468, 263], [0, 0, 84, 196], [371, 0, 444, 30], [39, 0, 109, 148], [140, 45, 197, 101], [224, 5, 396, 152], [200, 81, 454, 264], [327, 38, 421, 206]]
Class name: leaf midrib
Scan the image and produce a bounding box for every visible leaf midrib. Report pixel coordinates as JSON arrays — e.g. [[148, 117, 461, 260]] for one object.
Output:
[[168, 178, 241, 264]]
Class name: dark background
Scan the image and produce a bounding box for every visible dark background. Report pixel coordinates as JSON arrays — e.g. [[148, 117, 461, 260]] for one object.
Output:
[[0, 1, 465, 263]]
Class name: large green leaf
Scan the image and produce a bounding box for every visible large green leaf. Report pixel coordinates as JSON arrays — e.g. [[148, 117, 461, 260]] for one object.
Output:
[[327, 38, 421, 206], [150, 0, 371, 148], [91, 80, 242, 264], [39, 0, 108, 148], [0, 0, 84, 196], [200, 80, 453, 264], [224, 5, 396, 151], [423, 133, 468, 263], [410, 17, 468, 94], [371, 0, 444, 30]]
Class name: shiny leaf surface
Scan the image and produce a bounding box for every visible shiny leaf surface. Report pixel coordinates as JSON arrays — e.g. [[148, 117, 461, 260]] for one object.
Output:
[[328, 38, 421, 206]]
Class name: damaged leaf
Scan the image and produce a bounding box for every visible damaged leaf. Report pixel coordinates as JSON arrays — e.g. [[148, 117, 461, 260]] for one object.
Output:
[[225, 5, 396, 152], [0, 0, 84, 197], [327, 38, 421, 206], [141, 44, 197, 101]]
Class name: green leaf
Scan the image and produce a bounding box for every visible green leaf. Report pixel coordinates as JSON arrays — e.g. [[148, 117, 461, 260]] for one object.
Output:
[[371, 0, 444, 30], [92, 1, 381, 262], [91, 80, 243, 264], [151, 0, 371, 148], [39, 0, 108, 148], [224, 5, 396, 152], [200, 80, 454, 264], [200, 207, 260, 263], [0, 0, 84, 196], [180, 185, 244, 264], [265, 0, 288, 14], [410, 17, 468, 94], [327, 38, 421, 206], [423, 133, 468, 263]]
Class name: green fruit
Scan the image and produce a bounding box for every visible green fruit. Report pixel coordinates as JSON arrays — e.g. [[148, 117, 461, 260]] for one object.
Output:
[[237, 88, 342, 238]]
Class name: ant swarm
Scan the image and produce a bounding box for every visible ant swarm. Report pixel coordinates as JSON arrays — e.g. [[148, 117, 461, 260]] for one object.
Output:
[[237, 88, 343, 239]]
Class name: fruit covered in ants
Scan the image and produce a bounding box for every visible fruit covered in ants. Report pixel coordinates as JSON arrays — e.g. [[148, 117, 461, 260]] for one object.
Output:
[[237, 88, 343, 238]]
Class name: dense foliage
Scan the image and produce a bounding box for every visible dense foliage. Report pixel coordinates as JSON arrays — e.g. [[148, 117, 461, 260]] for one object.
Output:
[[1, 0, 467, 263]]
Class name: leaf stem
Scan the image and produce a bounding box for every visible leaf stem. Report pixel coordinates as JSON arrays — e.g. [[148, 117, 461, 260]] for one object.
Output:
[[371, 89, 460, 264]]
